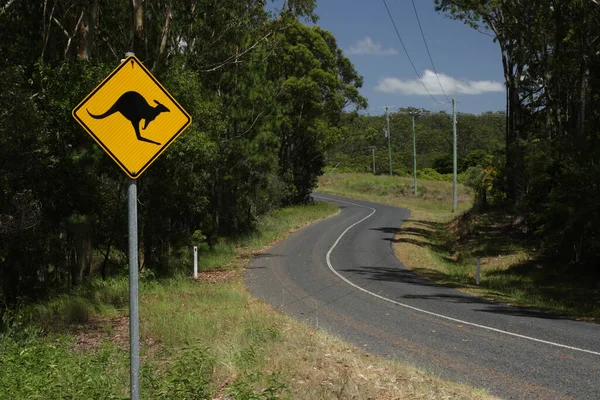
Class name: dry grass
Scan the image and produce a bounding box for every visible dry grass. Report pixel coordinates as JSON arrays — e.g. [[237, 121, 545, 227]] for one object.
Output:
[[139, 277, 495, 399], [68, 315, 129, 352], [4, 201, 498, 399], [318, 173, 471, 215], [393, 210, 600, 321], [266, 311, 494, 399]]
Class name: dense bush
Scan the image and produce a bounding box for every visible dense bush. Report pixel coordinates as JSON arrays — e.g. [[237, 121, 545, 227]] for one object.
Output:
[[436, 0, 600, 270], [0, 1, 365, 307]]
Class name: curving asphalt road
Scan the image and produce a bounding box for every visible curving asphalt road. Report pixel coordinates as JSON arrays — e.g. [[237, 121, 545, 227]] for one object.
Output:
[[244, 193, 600, 399]]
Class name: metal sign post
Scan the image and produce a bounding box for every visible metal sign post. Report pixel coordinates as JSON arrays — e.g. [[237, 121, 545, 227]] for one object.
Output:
[[128, 178, 140, 400], [72, 50, 191, 400], [123, 51, 140, 400]]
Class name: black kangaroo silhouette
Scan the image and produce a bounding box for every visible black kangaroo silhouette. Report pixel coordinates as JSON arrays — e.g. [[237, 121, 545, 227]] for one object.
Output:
[[87, 91, 169, 145]]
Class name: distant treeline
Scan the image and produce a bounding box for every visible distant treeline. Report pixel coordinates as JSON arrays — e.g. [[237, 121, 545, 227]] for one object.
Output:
[[0, 0, 366, 306], [328, 109, 505, 178]]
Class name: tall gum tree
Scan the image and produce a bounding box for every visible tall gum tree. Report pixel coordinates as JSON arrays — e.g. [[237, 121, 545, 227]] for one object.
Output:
[[269, 20, 367, 203], [434, 0, 529, 201]]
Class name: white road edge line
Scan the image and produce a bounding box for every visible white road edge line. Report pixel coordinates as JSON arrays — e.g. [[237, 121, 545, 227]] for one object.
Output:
[[312, 194, 600, 357]]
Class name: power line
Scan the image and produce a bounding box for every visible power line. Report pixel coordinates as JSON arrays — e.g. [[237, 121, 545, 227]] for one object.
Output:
[[410, 0, 450, 102], [381, 0, 444, 105]]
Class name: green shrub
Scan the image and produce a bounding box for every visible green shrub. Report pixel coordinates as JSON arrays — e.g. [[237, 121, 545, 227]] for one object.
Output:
[[462, 165, 504, 208], [0, 309, 41, 345], [64, 297, 92, 323], [417, 168, 451, 181], [149, 347, 214, 399], [463, 150, 492, 170], [226, 372, 289, 400], [463, 166, 486, 208], [0, 338, 127, 399]]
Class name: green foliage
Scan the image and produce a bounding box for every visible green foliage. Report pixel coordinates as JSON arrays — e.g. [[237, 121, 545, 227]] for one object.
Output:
[[272, 21, 366, 204], [226, 372, 290, 400], [417, 168, 451, 182], [462, 153, 504, 209], [0, 2, 361, 304], [463, 167, 486, 208], [328, 110, 505, 176], [0, 310, 42, 346], [63, 297, 93, 324], [0, 278, 129, 334], [148, 347, 214, 399], [463, 150, 492, 171], [0, 337, 128, 399], [436, 0, 600, 271], [433, 154, 456, 175]]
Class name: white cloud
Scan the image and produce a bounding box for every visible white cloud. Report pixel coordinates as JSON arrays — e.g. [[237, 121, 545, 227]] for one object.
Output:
[[376, 70, 505, 95], [347, 37, 398, 56]]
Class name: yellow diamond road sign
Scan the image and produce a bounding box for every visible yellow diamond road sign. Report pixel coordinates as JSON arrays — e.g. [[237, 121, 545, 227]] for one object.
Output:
[[72, 56, 191, 179]]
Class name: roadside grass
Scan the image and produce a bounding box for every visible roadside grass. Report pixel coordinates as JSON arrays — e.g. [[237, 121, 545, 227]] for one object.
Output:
[[318, 173, 600, 321], [395, 210, 600, 321], [318, 172, 471, 217], [139, 278, 492, 399], [22, 203, 339, 330], [184, 203, 346, 272], [0, 201, 494, 399], [30, 279, 129, 329]]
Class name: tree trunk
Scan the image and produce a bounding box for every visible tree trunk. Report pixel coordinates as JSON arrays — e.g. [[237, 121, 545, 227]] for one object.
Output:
[[77, 0, 98, 60], [506, 82, 522, 201], [154, 0, 173, 69], [131, 0, 144, 55], [499, 42, 523, 203], [69, 218, 93, 286], [579, 66, 588, 138]]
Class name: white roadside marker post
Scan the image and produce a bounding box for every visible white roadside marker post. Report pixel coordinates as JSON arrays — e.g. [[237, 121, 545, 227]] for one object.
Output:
[[193, 246, 198, 280]]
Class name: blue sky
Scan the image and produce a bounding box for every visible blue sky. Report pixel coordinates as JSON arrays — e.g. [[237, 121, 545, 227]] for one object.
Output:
[[273, 1, 506, 115]]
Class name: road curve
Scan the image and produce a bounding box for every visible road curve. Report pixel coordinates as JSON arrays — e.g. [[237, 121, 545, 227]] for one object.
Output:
[[244, 193, 600, 399]]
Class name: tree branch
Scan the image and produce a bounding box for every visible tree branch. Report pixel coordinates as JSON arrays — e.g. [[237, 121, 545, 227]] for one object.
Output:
[[200, 30, 276, 72], [154, 0, 173, 69], [41, 2, 55, 61], [63, 10, 84, 58], [2, 0, 20, 12]]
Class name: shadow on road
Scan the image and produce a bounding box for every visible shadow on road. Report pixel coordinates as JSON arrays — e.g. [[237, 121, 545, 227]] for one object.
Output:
[[339, 266, 457, 289], [339, 265, 562, 320]]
